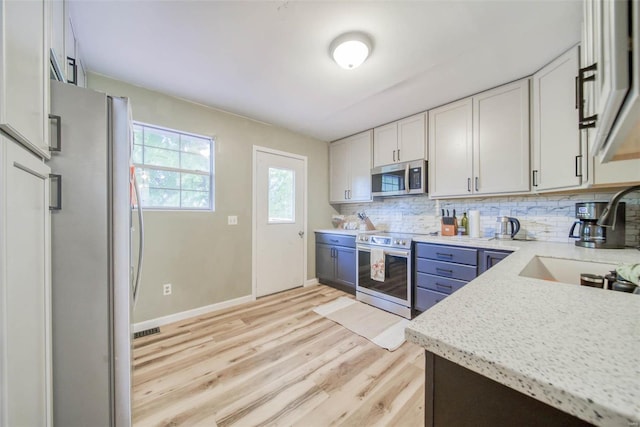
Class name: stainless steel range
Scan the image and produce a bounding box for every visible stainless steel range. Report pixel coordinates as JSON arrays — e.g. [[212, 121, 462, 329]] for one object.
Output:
[[356, 232, 415, 319]]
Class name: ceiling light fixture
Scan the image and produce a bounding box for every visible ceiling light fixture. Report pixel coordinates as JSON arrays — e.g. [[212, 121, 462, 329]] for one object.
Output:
[[329, 32, 372, 70]]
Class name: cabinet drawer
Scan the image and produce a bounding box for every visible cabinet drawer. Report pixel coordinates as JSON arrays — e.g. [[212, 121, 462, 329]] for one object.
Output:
[[415, 243, 478, 266], [415, 288, 448, 312], [315, 233, 355, 248], [416, 258, 477, 282], [416, 273, 467, 295]]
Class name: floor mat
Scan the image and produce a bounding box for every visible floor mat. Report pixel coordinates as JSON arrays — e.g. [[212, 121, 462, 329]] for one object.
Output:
[[313, 297, 409, 351]]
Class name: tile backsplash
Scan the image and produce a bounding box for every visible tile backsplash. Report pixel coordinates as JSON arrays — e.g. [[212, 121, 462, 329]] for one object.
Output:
[[339, 191, 640, 247]]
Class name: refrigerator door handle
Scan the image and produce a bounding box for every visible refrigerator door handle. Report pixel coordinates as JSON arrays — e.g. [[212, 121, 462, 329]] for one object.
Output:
[[132, 172, 144, 306]]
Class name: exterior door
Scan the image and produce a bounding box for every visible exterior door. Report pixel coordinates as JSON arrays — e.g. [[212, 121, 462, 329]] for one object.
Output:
[[254, 147, 306, 297]]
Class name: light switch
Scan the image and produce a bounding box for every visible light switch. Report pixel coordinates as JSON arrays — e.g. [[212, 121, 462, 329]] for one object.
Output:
[[228, 215, 238, 225]]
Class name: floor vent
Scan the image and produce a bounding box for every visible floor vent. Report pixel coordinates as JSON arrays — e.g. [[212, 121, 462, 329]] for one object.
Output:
[[134, 327, 160, 339]]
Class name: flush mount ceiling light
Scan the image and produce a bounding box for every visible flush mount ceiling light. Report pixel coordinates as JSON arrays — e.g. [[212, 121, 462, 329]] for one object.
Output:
[[329, 32, 372, 70]]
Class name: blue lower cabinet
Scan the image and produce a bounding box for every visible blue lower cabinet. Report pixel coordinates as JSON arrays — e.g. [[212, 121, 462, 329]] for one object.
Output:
[[414, 243, 512, 313]]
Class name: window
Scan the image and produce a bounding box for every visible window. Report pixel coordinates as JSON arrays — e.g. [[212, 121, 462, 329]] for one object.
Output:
[[132, 122, 214, 210], [268, 167, 295, 223]]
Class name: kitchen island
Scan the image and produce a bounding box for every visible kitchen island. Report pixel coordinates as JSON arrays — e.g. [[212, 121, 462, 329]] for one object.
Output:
[[405, 237, 640, 426]]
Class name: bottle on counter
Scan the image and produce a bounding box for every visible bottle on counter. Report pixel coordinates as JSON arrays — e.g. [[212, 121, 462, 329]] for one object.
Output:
[[460, 212, 468, 235]]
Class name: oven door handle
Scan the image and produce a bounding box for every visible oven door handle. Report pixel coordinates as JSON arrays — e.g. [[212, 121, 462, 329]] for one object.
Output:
[[357, 245, 410, 258]]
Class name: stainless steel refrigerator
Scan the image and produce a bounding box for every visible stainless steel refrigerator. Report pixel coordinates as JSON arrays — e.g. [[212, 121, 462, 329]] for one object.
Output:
[[48, 80, 143, 427]]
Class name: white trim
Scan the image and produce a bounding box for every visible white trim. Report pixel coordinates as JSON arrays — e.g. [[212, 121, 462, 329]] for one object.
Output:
[[132, 294, 253, 333], [252, 146, 308, 299], [304, 278, 319, 287]]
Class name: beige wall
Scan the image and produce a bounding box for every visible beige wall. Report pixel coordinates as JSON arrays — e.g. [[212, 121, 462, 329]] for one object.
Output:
[[88, 73, 337, 323]]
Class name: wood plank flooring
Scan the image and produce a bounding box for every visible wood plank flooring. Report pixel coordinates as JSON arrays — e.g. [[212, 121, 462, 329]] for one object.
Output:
[[132, 285, 425, 426]]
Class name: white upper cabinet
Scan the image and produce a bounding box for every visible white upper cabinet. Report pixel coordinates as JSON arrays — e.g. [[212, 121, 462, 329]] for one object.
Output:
[[428, 98, 473, 197], [373, 113, 426, 167], [0, 0, 51, 158], [373, 123, 397, 167], [532, 46, 584, 191], [581, 0, 640, 162], [330, 130, 372, 203], [50, 0, 67, 82], [429, 79, 530, 198], [473, 79, 530, 195]]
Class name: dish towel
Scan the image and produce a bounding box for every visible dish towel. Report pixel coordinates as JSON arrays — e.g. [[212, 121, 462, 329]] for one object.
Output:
[[617, 264, 640, 285], [371, 248, 385, 282]]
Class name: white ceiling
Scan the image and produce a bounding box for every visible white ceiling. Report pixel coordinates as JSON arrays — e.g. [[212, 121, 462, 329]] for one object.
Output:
[[68, 0, 583, 142]]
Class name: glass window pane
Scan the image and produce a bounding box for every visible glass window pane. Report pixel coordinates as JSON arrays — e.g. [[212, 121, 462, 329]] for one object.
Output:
[[140, 188, 180, 208], [144, 127, 180, 150], [181, 135, 210, 155], [268, 167, 295, 223], [143, 146, 179, 168], [181, 190, 210, 209], [181, 152, 209, 172], [132, 144, 143, 164], [133, 126, 143, 146], [181, 172, 209, 191], [133, 122, 214, 211], [137, 167, 180, 190]]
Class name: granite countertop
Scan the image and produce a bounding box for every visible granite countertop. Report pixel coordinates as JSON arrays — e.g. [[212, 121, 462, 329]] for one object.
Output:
[[405, 237, 640, 426], [314, 228, 376, 236]]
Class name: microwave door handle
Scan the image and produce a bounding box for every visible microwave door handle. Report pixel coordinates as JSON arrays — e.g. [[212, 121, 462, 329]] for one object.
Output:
[[405, 164, 410, 193]]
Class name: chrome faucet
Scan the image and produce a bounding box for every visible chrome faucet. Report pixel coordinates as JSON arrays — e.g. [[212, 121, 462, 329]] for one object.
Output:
[[597, 184, 640, 230]]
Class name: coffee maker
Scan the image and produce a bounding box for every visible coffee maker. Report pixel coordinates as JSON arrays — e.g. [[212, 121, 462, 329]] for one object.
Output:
[[569, 202, 626, 248]]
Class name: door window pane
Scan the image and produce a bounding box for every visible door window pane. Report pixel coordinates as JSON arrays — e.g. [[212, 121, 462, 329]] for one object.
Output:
[[268, 167, 295, 223]]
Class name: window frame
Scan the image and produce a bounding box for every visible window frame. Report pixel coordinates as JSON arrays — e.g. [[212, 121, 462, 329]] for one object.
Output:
[[132, 121, 215, 211]]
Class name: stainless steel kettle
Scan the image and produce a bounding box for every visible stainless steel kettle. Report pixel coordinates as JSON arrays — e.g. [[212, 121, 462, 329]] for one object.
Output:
[[495, 216, 520, 239]]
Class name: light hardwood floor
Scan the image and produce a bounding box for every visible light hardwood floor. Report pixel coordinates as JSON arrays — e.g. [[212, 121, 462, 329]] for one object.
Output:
[[132, 285, 425, 426]]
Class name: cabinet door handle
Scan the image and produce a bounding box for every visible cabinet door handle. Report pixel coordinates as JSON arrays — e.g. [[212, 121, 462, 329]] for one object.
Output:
[[435, 252, 453, 258], [532, 170, 538, 187], [435, 267, 453, 274], [467, 178, 471, 192], [578, 63, 598, 128], [575, 155, 583, 177], [67, 56, 77, 85], [574, 76, 579, 110], [48, 114, 62, 152], [475, 177, 479, 192], [435, 282, 453, 290], [49, 174, 62, 210], [393, 150, 396, 162], [397, 149, 400, 161], [344, 190, 347, 200]]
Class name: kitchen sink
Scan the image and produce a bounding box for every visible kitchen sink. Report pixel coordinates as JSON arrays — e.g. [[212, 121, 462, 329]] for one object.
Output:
[[519, 256, 617, 285]]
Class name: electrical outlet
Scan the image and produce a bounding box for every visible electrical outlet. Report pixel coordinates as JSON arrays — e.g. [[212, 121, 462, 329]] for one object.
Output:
[[163, 283, 172, 296], [228, 215, 238, 225]]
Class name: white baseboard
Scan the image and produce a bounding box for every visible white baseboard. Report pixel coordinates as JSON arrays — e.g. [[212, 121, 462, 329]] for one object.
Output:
[[304, 278, 319, 287], [133, 294, 254, 333]]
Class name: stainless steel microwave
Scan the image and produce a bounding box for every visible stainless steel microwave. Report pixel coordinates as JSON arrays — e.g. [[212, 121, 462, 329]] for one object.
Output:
[[371, 160, 427, 197]]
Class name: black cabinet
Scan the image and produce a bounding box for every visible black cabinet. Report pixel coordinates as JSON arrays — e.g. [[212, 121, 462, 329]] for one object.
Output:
[[478, 249, 511, 275], [424, 351, 591, 427], [315, 232, 356, 293]]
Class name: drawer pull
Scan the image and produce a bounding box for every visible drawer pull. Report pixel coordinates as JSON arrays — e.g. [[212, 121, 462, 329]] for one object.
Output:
[[436, 268, 453, 274], [435, 252, 453, 258], [435, 283, 453, 290], [330, 239, 339, 243]]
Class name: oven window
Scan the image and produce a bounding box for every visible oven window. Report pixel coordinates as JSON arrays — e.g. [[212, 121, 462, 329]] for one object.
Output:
[[358, 251, 408, 300]]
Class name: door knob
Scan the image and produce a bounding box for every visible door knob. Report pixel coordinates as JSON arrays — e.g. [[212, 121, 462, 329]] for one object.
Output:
[[298, 231, 305, 238]]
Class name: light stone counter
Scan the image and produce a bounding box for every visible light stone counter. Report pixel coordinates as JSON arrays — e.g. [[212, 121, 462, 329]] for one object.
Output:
[[314, 229, 376, 236], [406, 237, 640, 426]]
